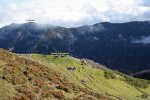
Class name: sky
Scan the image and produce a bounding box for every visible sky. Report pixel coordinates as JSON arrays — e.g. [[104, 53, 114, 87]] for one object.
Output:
[[0, 0, 150, 27]]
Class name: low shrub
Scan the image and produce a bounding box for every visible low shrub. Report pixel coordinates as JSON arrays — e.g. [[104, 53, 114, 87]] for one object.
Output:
[[114, 70, 149, 89], [42, 90, 65, 99], [104, 71, 116, 79], [56, 85, 70, 92], [124, 76, 149, 89]]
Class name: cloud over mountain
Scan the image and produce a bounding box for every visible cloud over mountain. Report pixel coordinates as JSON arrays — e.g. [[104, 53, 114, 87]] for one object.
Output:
[[0, 0, 150, 27]]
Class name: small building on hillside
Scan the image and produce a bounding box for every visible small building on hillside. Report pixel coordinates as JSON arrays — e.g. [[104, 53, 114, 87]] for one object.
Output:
[[67, 67, 76, 71], [80, 59, 87, 65], [51, 52, 70, 57]]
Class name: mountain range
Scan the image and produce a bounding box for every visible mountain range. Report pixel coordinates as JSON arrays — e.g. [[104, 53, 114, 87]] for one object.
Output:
[[0, 21, 150, 75], [133, 70, 150, 80]]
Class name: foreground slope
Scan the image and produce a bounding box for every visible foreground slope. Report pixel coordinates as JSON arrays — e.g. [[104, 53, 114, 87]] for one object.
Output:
[[0, 49, 150, 100], [0, 49, 111, 100]]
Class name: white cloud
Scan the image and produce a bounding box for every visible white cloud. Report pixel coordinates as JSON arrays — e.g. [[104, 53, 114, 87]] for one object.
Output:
[[0, 0, 150, 27], [132, 37, 150, 44], [138, 0, 150, 7]]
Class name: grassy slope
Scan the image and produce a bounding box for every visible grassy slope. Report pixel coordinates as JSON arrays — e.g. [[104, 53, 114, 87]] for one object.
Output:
[[0, 49, 112, 100], [30, 54, 150, 100], [0, 48, 150, 100]]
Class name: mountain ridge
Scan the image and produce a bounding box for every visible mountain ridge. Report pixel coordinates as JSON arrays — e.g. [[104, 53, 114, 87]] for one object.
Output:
[[0, 21, 150, 75]]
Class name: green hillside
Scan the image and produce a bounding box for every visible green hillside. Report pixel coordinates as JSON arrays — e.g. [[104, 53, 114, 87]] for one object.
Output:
[[0, 49, 150, 100], [30, 53, 150, 100]]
